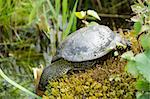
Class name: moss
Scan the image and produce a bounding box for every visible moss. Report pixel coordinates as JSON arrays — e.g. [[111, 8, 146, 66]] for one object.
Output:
[[43, 31, 139, 98]]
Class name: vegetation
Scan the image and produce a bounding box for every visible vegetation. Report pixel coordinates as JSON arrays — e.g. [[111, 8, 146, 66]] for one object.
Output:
[[122, 1, 150, 98], [0, 0, 149, 98], [0, 0, 77, 98]]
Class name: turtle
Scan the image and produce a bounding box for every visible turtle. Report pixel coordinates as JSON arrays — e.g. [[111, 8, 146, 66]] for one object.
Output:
[[37, 24, 130, 92]]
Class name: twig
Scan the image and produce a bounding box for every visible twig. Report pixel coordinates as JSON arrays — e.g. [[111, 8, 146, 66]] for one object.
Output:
[[78, 0, 83, 11], [136, 32, 145, 52], [136, 32, 146, 40], [97, 0, 102, 10], [98, 13, 131, 18], [110, 0, 128, 9]]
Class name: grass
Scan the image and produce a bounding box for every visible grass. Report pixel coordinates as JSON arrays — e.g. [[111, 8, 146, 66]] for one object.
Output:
[[0, 0, 136, 98], [0, 69, 41, 99], [0, 0, 78, 98]]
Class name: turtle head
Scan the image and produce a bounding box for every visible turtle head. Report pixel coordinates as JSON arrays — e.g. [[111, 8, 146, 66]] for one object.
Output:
[[115, 34, 131, 49]]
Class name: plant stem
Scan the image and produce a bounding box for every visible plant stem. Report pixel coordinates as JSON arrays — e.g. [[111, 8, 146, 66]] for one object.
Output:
[[0, 69, 42, 99]]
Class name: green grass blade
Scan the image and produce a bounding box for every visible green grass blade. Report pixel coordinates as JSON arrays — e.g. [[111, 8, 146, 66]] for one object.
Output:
[[0, 0, 3, 12], [0, 69, 41, 99], [72, 15, 77, 32], [55, 0, 60, 32], [29, 0, 45, 24], [55, 0, 60, 17], [62, 0, 68, 30], [62, 0, 78, 40], [46, 0, 57, 19]]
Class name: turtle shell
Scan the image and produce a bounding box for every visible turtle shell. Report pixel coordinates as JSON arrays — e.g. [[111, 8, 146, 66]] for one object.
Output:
[[57, 24, 119, 62]]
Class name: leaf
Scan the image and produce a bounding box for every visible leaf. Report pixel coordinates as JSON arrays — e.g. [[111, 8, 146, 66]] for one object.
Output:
[[137, 92, 150, 99], [141, 25, 150, 33], [141, 34, 150, 50], [136, 79, 150, 91], [75, 11, 86, 19], [125, 61, 139, 77], [135, 53, 150, 82], [121, 51, 135, 61], [145, 49, 150, 59], [134, 22, 142, 35], [87, 10, 100, 20], [114, 51, 119, 56], [131, 15, 141, 22], [131, 4, 144, 13]]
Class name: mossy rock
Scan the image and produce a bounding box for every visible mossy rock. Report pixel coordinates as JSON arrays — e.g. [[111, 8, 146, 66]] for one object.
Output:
[[43, 31, 139, 98]]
